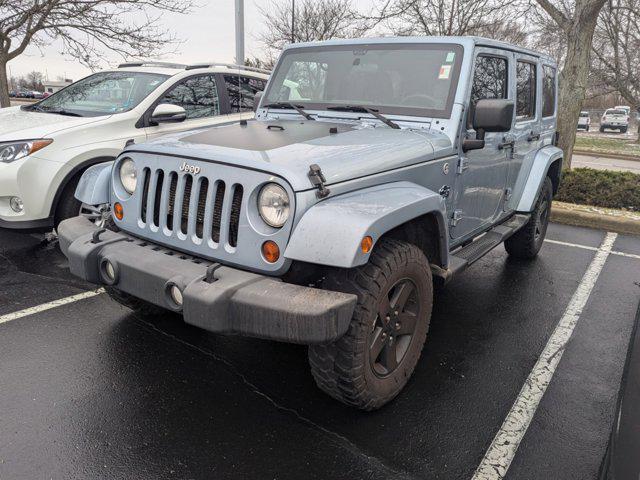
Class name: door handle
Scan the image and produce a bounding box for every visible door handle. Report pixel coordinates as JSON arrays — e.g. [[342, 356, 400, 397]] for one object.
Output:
[[527, 131, 541, 142]]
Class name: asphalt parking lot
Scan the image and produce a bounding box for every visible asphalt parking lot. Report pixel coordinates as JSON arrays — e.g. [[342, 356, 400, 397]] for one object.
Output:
[[1, 223, 639, 480]]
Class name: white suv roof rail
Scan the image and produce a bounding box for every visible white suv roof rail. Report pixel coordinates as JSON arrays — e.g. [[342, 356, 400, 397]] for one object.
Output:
[[185, 62, 271, 74], [118, 61, 187, 69]]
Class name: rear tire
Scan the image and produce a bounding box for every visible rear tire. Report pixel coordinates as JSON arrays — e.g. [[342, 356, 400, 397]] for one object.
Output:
[[505, 177, 553, 259], [308, 238, 433, 410], [621, 126, 628, 134], [600, 126, 605, 133]]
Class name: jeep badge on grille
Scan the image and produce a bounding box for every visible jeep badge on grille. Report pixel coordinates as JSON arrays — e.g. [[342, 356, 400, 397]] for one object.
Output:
[[179, 162, 201, 175]]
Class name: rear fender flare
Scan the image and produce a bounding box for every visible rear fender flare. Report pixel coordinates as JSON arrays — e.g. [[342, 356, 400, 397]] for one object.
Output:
[[285, 182, 449, 268], [515, 146, 563, 212]]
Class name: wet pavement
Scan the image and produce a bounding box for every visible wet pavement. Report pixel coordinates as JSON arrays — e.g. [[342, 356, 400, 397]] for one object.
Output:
[[0, 223, 639, 479]]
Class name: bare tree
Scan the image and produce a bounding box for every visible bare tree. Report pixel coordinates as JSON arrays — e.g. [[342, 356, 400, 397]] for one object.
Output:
[[533, 0, 608, 168], [591, 0, 640, 141], [369, 0, 527, 43], [0, 0, 196, 108], [258, 0, 367, 57], [21, 70, 44, 90]]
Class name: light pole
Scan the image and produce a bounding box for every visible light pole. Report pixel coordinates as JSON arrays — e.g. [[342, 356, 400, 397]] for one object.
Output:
[[291, 0, 295, 44], [235, 0, 245, 65]]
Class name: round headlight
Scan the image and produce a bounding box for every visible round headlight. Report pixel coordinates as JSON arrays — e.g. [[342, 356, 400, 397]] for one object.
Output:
[[258, 183, 290, 228], [119, 158, 137, 194]]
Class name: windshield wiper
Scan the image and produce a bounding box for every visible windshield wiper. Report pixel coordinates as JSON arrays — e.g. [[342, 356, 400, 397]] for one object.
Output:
[[24, 104, 82, 117], [263, 102, 314, 121], [326, 105, 400, 129]]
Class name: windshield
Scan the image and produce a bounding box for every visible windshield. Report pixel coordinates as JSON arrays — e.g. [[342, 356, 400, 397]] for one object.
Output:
[[29, 71, 169, 117], [579, 112, 589, 117], [264, 43, 463, 118], [606, 109, 626, 116]]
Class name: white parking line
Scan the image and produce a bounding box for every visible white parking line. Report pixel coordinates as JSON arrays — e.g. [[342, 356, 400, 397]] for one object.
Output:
[[472, 232, 618, 480], [0, 288, 105, 325], [545, 238, 640, 260]]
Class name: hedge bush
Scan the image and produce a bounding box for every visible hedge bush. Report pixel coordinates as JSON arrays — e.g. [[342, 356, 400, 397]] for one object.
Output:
[[556, 168, 640, 211]]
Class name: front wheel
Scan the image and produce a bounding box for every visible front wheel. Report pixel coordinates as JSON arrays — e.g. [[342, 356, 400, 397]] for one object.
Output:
[[505, 177, 553, 259], [308, 238, 433, 410]]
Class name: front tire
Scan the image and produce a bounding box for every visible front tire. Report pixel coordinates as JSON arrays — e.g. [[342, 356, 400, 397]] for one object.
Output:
[[308, 238, 433, 410], [505, 177, 553, 259]]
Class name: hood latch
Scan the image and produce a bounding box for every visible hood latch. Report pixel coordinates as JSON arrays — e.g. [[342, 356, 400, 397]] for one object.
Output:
[[308, 164, 330, 199]]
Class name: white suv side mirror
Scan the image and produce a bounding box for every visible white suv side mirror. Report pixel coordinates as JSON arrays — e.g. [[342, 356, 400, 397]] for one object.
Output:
[[150, 103, 187, 124]]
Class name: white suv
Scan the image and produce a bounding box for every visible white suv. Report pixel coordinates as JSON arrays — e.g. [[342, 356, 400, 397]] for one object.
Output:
[[0, 62, 269, 231]]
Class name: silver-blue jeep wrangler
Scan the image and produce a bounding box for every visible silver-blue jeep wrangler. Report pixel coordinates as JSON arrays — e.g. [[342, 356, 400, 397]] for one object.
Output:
[[59, 37, 563, 410]]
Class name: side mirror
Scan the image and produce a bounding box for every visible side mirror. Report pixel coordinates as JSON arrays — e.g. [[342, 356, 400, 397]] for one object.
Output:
[[253, 91, 263, 112], [463, 99, 514, 152], [150, 103, 187, 124]]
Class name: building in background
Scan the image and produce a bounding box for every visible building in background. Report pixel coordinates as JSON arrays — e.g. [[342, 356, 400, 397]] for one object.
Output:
[[43, 79, 73, 94]]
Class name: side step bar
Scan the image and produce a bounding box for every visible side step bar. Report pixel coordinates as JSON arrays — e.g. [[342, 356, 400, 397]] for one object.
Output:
[[434, 214, 530, 284]]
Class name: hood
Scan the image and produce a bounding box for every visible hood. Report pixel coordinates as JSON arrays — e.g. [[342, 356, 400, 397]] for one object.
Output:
[[129, 120, 455, 191], [0, 106, 108, 142]]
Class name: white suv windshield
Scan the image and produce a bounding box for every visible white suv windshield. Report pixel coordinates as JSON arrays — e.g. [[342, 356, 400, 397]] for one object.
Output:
[[606, 110, 626, 116], [264, 43, 463, 117], [27, 71, 169, 117]]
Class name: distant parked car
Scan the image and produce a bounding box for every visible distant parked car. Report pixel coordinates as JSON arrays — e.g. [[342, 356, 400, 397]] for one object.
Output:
[[32, 91, 46, 99], [0, 61, 269, 231], [9, 90, 17, 98], [601, 108, 629, 133], [577, 111, 590, 131]]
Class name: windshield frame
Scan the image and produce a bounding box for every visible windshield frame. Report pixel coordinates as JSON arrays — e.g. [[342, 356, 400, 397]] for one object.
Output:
[[263, 42, 465, 119], [24, 71, 170, 118]]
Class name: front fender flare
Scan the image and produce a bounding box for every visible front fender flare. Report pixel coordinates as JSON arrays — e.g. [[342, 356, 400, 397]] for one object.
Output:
[[74, 161, 113, 206], [285, 182, 449, 268], [515, 146, 563, 212]]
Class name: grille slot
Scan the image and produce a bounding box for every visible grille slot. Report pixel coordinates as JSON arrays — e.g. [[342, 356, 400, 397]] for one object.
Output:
[[229, 185, 243, 247], [195, 178, 209, 239], [211, 181, 226, 243], [140, 168, 150, 223], [180, 175, 193, 234], [166, 172, 178, 231], [153, 170, 164, 227]]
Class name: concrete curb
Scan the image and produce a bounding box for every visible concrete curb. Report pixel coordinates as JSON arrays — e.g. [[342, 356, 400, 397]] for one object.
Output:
[[573, 149, 640, 162], [551, 202, 640, 236]]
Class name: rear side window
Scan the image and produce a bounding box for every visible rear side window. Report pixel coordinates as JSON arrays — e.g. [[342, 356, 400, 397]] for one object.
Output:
[[542, 65, 556, 117], [158, 75, 220, 119], [516, 61, 537, 120], [469, 55, 508, 126], [224, 75, 268, 112]]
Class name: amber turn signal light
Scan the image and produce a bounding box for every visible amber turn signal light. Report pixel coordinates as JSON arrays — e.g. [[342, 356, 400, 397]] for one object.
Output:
[[114, 202, 124, 221], [262, 240, 280, 263], [361, 236, 373, 253]]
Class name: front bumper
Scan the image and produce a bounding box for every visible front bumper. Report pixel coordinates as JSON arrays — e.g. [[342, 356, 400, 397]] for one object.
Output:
[[58, 216, 357, 344]]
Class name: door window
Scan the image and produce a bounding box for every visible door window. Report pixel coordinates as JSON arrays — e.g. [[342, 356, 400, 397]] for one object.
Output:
[[158, 75, 220, 119], [542, 65, 556, 117], [469, 55, 508, 125], [224, 75, 268, 112], [516, 61, 537, 120]]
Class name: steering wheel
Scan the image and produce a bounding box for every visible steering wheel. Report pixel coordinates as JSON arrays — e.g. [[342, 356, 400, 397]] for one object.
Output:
[[400, 93, 438, 107]]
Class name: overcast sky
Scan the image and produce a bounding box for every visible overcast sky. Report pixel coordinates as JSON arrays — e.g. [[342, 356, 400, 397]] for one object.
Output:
[[7, 0, 377, 82]]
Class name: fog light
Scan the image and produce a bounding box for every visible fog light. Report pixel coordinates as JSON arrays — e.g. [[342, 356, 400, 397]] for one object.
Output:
[[104, 261, 116, 282], [9, 196, 23, 213], [170, 285, 183, 306]]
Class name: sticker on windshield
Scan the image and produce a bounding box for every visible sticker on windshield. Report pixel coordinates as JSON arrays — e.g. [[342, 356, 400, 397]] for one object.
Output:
[[438, 65, 452, 79], [445, 52, 455, 63]]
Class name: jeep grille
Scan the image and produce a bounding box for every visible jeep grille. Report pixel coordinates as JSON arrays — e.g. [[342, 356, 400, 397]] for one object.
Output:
[[139, 168, 244, 248]]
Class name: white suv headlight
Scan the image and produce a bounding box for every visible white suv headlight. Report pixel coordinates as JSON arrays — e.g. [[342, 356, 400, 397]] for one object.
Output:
[[119, 158, 137, 194], [258, 183, 290, 228], [0, 139, 53, 163]]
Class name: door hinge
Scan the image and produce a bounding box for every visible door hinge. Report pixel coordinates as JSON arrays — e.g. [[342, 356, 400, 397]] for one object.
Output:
[[505, 188, 513, 201], [450, 210, 463, 227], [307, 164, 330, 198], [457, 157, 469, 174]]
